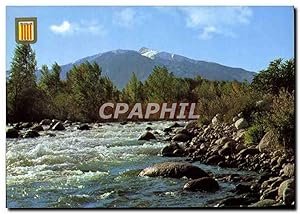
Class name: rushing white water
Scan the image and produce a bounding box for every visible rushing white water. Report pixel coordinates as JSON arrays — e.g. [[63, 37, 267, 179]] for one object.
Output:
[[6, 121, 257, 208]]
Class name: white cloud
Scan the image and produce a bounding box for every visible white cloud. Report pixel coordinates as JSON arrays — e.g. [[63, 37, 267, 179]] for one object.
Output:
[[179, 7, 253, 40], [50, 20, 107, 36], [50, 21, 71, 34], [113, 8, 145, 29]]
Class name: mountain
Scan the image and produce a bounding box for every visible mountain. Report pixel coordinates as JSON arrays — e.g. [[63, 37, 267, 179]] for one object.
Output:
[[46, 47, 256, 88]]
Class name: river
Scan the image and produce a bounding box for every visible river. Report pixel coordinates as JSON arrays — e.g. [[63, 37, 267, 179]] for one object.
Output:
[[6, 121, 257, 208]]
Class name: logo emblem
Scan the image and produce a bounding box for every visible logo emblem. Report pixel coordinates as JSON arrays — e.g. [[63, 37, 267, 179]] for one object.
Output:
[[15, 17, 37, 44]]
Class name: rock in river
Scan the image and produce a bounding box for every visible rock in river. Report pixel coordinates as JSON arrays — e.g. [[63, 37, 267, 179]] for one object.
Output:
[[78, 124, 91, 130], [139, 162, 209, 179], [161, 143, 184, 157], [172, 133, 190, 142], [183, 177, 219, 192], [6, 128, 19, 138], [138, 131, 156, 141], [23, 130, 40, 138], [51, 122, 65, 131]]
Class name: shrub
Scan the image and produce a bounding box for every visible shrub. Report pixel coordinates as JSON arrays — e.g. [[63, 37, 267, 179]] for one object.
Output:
[[263, 90, 295, 153], [244, 124, 265, 145]]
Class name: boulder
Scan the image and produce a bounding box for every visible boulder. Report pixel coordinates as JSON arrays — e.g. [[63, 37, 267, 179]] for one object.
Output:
[[169, 122, 183, 128], [232, 116, 239, 122], [234, 118, 248, 130], [184, 120, 198, 130], [260, 188, 278, 200], [51, 122, 65, 131], [39, 119, 51, 125], [249, 199, 277, 207], [78, 124, 91, 130], [139, 162, 209, 179], [206, 155, 224, 165], [218, 147, 232, 157], [31, 124, 44, 132], [145, 127, 152, 131], [138, 131, 156, 141], [237, 148, 259, 157], [283, 163, 294, 178], [212, 114, 222, 126], [278, 179, 295, 198], [183, 177, 219, 192], [283, 187, 295, 205], [258, 131, 281, 153], [172, 133, 190, 142], [161, 143, 184, 157], [163, 127, 172, 133], [235, 183, 252, 194], [23, 130, 40, 138], [6, 128, 19, 138]]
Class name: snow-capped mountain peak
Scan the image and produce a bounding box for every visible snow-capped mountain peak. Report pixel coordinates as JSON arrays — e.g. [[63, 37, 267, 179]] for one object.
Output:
[[139, 47, 159, 59]]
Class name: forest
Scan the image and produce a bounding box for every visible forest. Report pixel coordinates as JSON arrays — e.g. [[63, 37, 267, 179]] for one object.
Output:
[[7, 44, 295, 152]]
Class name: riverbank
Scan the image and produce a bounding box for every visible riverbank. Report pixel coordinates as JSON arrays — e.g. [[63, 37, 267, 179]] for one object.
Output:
[[6, 118, 295, 208]]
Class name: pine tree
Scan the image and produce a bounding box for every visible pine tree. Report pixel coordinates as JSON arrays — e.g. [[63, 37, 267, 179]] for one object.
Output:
[[7, 44, 38, 122]]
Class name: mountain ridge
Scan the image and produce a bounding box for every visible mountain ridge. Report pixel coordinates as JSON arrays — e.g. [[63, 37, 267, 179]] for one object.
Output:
[[8, 47, 256, 89]]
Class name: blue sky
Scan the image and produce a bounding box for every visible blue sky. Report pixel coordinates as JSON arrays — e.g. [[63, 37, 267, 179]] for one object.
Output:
[[6, 6, 294, 72]]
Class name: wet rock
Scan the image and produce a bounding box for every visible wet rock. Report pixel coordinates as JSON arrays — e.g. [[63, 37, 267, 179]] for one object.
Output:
[[172, 133, 190, 142], [283, 163, 294, 178], [51, 122, 65, 131], [206, 155, 224, 165], [139, 162, 209, 179], [169, 122, 183, 128], [234, 118, 248, 130], [23, 130, 40, 138], [161, 143, 184, 157], [120, 121, 127, 125], [138, 131, 156, 141], [145, 127, 152, 131], [249, 199, 277, 207], [6, 128, 19, 138], [163, 127, 172, 133], [31, 124, 44, 132], [78, 124, 91, 130], [39, 119, 51, 125], [183, 177, 219, 192]]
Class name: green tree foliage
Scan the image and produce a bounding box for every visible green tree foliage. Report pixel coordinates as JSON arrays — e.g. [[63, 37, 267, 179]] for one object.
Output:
[[251, 58, 295, 95], [144, 66, 189, 102], [7, 44, 43, 122], [122, 72, 145, 103], [66, 62, 118, 121]]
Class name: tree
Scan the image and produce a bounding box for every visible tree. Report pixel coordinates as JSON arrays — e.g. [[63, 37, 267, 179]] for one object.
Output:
[[144, 66, 188, 103], [66, 61, 118, 121], [39, 62, 62, 96], [122, 72, 145, 103], [7, 44, 40, 122], [251, 58, 295, 95]]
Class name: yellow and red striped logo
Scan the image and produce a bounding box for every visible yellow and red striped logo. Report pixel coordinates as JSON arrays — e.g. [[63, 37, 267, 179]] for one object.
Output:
[[15, 17, 37, 44]]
